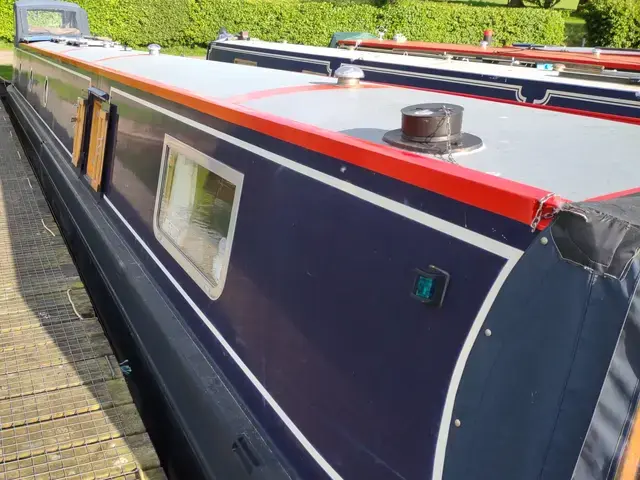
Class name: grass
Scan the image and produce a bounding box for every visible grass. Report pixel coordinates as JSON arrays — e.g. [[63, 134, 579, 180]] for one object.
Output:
[[0, 65, 12, 81], [0, 41, 12, 51]]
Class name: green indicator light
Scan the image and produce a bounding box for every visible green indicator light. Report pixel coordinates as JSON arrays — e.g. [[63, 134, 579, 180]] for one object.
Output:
[[414, 275, 434, 300]]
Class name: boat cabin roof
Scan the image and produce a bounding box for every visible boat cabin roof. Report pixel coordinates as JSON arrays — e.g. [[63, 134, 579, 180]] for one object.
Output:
[[24, 41, 640, 204], [215, 39, 640, 93]]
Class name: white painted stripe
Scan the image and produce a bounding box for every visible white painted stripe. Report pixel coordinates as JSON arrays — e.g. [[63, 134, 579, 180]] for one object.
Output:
[[111, 88, 521, 260], [341, 62, 527, 102], [533, 89, 640, 108], [213, 44, 333, 76], [104, 195, 343, 479], [108, 87, 524, 479], [431, 254, 520, 480]]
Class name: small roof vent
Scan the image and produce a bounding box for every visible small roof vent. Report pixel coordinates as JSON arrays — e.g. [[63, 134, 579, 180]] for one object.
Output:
[[382, 103, 483, 155], [335, 65, 364, 86], [148, 44, 161, 55]]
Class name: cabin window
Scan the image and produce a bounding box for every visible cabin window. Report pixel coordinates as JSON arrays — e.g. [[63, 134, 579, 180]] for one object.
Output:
[[154, 135, 243, 299], [26, 10, 80, 36]]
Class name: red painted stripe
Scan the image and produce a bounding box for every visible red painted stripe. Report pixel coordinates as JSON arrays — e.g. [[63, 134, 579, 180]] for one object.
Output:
[[587, 187, 640, 202], [24, 43, 568, 228], [340, 39, 640, 72], [225, 82, 386, 104]]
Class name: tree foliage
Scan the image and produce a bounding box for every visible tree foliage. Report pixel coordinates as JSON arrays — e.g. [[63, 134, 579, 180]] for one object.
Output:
[[582, 0, 640, 48]]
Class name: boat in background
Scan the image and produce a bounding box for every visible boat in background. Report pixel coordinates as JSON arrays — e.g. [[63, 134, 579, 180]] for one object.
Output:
[[6, 2, 640, 479], [208, 33, 640, 120], [338, 37, 640, 73]]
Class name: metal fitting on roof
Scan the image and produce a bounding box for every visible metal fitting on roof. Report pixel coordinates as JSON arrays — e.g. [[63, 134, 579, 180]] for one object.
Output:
[[335, 65, 364, 87]]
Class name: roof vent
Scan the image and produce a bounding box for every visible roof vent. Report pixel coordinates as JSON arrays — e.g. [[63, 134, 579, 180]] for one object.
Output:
[[148, 44, 161, 55], [335, 65, 364, 86], [382, 103, 483, 155]]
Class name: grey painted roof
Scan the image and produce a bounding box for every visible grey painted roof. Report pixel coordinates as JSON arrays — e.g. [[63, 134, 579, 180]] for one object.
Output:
[[243, 87, 640, 200], [30, 42, 640, 200]]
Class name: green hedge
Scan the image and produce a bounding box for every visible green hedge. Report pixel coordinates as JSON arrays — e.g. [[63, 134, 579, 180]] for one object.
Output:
[[0, 0, 12, 42], [582, 0, 640, 48], [186, 0, 565, 47], [0, 0, 566, 48], [0, 0, 190, 45], [381, 0, 565, 46], [76, 0, 190, 46], [186, 0, 381, 47]]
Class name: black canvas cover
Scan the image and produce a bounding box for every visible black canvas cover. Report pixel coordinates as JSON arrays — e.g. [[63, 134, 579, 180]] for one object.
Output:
[[443, 193, 640, 480]]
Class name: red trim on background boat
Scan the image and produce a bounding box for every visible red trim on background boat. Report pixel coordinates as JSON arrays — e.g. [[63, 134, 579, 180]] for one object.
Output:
[[225, 82, 386, 104], [587, 187, 640, 201], [339, 39, 640, 72], [374, 82, 640, 126], [24, 43, 568, 229]]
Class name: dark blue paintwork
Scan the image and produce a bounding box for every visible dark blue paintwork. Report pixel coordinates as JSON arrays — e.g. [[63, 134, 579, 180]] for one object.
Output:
[[108, 85, 534, 251], [15, 42, 640, 480], [14, 46, 535, 479], [208, 43, 640, 119], [105, 85, 523, 479]]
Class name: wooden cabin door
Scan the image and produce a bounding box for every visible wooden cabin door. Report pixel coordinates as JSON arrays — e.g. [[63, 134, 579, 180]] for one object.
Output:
[[86, 98, 109, 191], [71, 97, 86, 167]]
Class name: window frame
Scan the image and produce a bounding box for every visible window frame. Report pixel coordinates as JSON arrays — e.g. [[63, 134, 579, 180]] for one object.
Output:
[[153, 134, 244, 300], [26, 9, 80, 36]]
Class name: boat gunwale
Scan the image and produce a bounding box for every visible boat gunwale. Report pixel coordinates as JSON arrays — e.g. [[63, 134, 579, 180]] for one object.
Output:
[[22, 42, 573, 229]]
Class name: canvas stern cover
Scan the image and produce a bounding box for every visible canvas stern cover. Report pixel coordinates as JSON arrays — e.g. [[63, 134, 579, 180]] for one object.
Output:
[[443, 192, 640, 480]]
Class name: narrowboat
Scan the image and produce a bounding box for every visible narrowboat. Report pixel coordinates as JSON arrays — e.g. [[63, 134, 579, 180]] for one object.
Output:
[[337, 37, 640, 72], [207, 35, 640, 120], [6, 1, 640, 479]]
